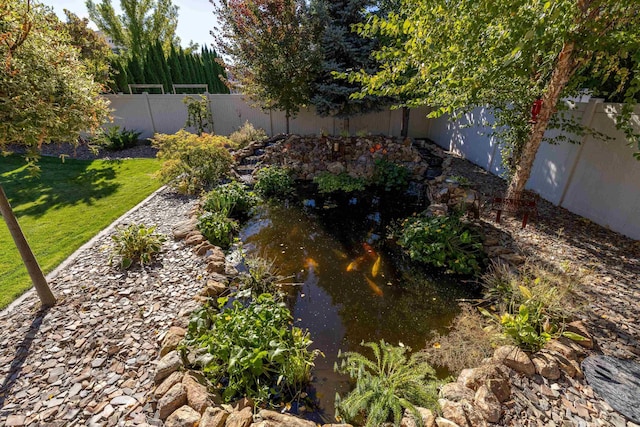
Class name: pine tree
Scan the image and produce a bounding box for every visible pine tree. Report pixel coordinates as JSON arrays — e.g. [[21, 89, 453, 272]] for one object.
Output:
[[127, 55, 144, 87], [169, 45, 183, 85], [309, 0, 382, 125]]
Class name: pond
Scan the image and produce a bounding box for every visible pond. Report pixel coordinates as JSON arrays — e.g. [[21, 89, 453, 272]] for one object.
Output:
[[239, 188, 479, 422]]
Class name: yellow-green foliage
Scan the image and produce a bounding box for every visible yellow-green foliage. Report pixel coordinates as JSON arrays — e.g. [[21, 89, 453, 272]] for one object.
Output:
[[152, 130, 234, 194], [229, 121, 267, 148]]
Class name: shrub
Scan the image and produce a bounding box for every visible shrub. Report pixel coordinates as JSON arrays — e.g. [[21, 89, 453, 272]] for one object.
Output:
[[254, 165, 294, 199], [423, 304, 497, 374], [229, 121, 268, 148], [182, 293, 320, 405], [109, 224, 166, 269], [335, 340, 443, 427], [183, 95, 214, 135], [313, 172, 366, 194], [202, 181, 258, 219], [394, 213, 485, 275], [152, 130, 233, 194], [372, 159, 410, 192], [95, 126, 141, 151], [197, 211, 238, 249]]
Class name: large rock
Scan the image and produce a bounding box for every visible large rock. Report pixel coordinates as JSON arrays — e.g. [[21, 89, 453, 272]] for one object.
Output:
[[531, 353, 561, 380], [540, 349, 578, 378], [457, 363, 507, 392], [155, 350, 183, 383], [154, 371, 185, 399], [225, 407, 253, 427], [165, 405, 201, 427], [258, 410, 316, 427], [401, 407, 436, 427], [473, 385, 502, 423], [173, 219, 198, 240], [161, 327, 187, 357], [200, 280, 227, 298], [183, 372, 212, 413], [438, 400, 468, 427], [200, 407, 229, 427], [185, 233, 206, 246], [439, 382, 475, 402], [435, 418, 460, 427], [158, 383, 188, 420], [493, 345, 535, 377]]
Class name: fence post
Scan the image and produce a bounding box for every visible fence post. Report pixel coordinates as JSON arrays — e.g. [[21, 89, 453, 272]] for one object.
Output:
[[558, 98, 603, 207], [144, 92, 157, 134]]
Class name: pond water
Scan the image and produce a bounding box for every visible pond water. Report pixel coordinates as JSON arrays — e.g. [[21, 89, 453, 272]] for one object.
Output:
[[239, 190, 479, 422]]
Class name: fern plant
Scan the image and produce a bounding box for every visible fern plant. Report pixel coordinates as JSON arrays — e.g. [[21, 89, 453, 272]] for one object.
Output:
[[335, 340, 442, 427]]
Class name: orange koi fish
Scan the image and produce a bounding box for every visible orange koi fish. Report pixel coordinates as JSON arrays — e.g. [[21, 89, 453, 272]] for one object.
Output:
[[364, 275, 384, 297], [346, 256, 366, 272], [362, 242, 377, 260], [305, 258, 319, 270], [371, 255, 381, 278]]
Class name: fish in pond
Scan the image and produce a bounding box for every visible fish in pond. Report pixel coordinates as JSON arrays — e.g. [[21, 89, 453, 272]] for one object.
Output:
[[364, 275, 384, 297], [346, 256, 366, 272], [331, 249, 348, 259], [305, 258, 319, 270], [362, 242, 377, 259], [371, 255, 381, 278]]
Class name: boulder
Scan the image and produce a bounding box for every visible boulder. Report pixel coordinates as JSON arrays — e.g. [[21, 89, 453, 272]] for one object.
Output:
[[200, 407, 229, 427], [258, 410, 316, 427], [155, 350, 183, 384], [457, 363, 508, 392], [165, 405, 201, 427], [438, 400, 468, 427], [531, 353, 561, 380], [540, 349, 577, 378], [173, 219, 198, 240], [183, 372, 213, 413], [473, 385, 502, 423], [154, 371, 184, 399], [161, 327, 186, 357], [439, 382, 475, 402], [185, 233, 206, 246], [225, 407, 253, 427], [493, 345, 535, 377], [158, 383, 187, 420], [400, 407, 436, 427], [200, 280, 227, 298], [435, 417, 460, 427]]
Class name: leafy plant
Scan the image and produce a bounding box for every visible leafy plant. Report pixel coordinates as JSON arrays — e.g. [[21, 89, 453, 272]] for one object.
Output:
[[253, 166, 294, 199], [109, 224, 166, 269], [197, 211, 238, 249], [335, 340, 442, 427], [372, 159, 410, 192], [237, 254, 287, 297], [152, 130, 233, 194], [446, 175, 472, 188], [394, 213, 485, 275], [182, 293, 320, 405], [229, 121, 268, 148], [183, 95, 214, 135], [203, 181, 258, 219], [313, 172, 366, 194], [95, 126, 142, 151]]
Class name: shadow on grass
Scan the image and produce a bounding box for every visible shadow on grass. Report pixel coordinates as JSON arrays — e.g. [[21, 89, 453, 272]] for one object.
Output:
[[0, 306, 49, 410], [0, 155, 122, 219]]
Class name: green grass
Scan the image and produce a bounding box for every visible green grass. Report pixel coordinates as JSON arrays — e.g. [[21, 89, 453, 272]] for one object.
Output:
[[0, 154, 162, 309]]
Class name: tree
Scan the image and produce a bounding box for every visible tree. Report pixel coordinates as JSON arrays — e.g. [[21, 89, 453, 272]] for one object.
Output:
[[86, 0, 180, 59], [0, 0, 109, 307], [213, 0, 320, 133], [351, 0, 640, 195], [309, 0, 382, 129]]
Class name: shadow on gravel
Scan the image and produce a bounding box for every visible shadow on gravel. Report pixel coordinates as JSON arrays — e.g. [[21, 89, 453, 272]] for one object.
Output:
[[0, 306, 50, 410]]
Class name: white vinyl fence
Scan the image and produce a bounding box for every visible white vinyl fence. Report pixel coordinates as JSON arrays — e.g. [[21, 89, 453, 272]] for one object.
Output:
[[103, 93, 431, 139], [425, 99, 640, 240]]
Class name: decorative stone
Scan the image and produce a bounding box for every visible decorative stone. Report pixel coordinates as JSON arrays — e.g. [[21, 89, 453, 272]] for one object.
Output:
[[474, 385, 501, 423], [225, 406, 253, 427], [5, 415, 26, 426], [565, 321, 594, 349], [532, 353, 561, 380], [185, 233, 206, 246], [438, 399, 469, 427], [165, 405, 201, 427], [326, 161, 346, 174], [161, 327, 187, 357], [173, 218, 198, 239], [493, 345, 535, 377], [439, 382, 475, 402], [200, 407, 229, 427], [544, 339, 578, 361], [155, 350, 183, 383], [158, 383, 187, 420], [400, 407, 436, 427], [435, 417, 460, 427], [195, 242, 216, 256], [182, 372, 212, 413], [258, 410, 316, 427], [110, 395, 137, 407], [200, 280, 227, 298], [155, 372, 185, 399], [207, 260, 226, 274], [457, 363, 507, 392]]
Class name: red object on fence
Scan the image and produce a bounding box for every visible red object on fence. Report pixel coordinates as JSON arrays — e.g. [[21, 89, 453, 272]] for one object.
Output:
[[531, 98, 543, 123]]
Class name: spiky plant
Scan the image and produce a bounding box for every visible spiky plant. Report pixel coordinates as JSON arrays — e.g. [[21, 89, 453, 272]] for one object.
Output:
[[335, 340, 442, 427]]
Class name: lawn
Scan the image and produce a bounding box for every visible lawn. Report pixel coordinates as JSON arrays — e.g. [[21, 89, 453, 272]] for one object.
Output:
[[0, 154, 162, 309]]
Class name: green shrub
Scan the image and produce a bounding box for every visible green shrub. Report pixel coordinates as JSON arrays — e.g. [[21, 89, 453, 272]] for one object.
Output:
[[183, 95, 214, 136], [254, 166, 294, 199], [313, 172, 366, 194], [372, 159, 410, 192], [197, 211, 238, 249], [152, 130, 233, 194], [109, 224, 166, 269], [229, 121, 268, 148], [95, 126, 141, 151], [203, 181, 258, 219], [394, 213, 484, 275], [335, 340, 442, 427], [183, 293, 320, 405]]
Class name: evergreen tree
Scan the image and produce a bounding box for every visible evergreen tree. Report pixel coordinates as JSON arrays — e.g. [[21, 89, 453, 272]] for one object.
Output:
[[127, 55, 144, 87], [309, 0, 382, 125], [168, 45, 183, 85]]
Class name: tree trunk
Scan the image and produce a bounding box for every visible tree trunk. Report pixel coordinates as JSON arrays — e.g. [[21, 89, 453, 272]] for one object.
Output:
[[285, 111, 290, 135], [401, 106, 410, 138], [0, 185, 56, 307], [507, 41, 576, 197]]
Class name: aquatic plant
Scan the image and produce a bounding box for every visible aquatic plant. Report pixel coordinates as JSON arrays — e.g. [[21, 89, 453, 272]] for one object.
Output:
[[335, 340, 442, 427], [394, 213, 485, 275], [202, 181, 258, 219], [313, 172, 366, 194], [237, 254, 287, 297], [197, 211, 238, 249], [182, 293, 320, 405], [254, 165, 294, 199]]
